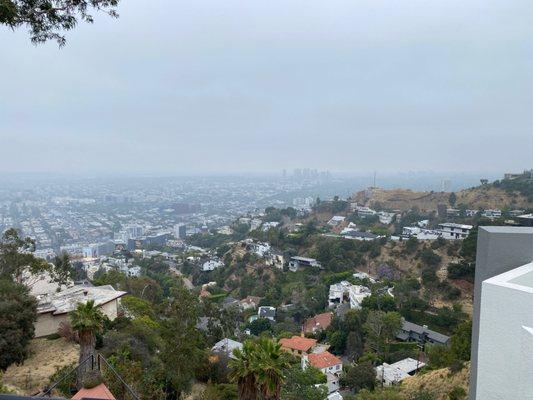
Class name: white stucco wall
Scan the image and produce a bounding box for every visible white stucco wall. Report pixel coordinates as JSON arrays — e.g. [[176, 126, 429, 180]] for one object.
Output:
[[476, 264, 533, 400], [35, 298, 122, 338]]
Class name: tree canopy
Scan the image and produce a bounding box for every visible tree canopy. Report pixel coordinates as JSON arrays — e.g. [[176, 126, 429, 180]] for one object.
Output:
[[0, 0, 119, 46], [0, 279, 37, 371]]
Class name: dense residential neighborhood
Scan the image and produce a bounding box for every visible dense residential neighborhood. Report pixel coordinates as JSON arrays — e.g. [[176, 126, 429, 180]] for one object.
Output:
[[0, 170, 532, 400]]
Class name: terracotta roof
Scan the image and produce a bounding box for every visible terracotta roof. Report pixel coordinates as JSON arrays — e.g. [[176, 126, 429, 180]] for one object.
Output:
[[303, 312, 333, 333], [308, 351, 342, 369], [279, 336, 317, 352], [72, 383, 116, 400]]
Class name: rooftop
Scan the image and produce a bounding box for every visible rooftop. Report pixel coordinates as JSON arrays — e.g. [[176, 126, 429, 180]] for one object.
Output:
[[486, 262, 533, 292], [211, 338, 243, 359], [279, 336, 317, 352], [37, 285, 126, 315], [399, 319, 450, 344], [303, 312, 333, 333], [438, 222, 473, 229], [72, 383, 116, 400], [307, 351, 341, 369]]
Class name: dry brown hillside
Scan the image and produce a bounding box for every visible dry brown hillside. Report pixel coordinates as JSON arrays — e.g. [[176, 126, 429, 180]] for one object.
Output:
[[2, 338, 79, 395], [456, 185, 529, 209], [363, 241, 473, 315], [354, 188, 449, 212], [400, 363, 470, 400], [353, 185, 529, 212]]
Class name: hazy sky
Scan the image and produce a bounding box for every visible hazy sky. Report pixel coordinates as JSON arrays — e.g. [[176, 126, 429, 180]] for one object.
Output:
[[1, 0, 532, 175]]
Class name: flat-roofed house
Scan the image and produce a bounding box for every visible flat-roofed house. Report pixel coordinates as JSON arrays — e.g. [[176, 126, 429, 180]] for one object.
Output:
[[35, 285, 126, 337], [376, 357, 426, 386], [288, 256, 321, 272], [438, 223, 473, 240]]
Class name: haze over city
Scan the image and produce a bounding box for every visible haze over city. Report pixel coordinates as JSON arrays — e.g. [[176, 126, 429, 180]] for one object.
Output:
[[2, 0, 533, 175]]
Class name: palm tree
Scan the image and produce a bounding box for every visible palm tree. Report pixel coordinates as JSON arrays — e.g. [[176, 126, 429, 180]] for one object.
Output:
[[70, 299, 105, 387], [255, 338, 289, 400], [229, 338, 289, 400], [229, 341, 259, 400]]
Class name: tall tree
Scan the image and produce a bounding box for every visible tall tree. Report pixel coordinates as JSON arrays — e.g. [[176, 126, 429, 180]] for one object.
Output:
[[0, 228, 71, 285], [281, 364, 327, 400], [160, 286, 204, 398], [340, 362, 376, 393], [70, 300, 105, 387], [0, 279, 37, 371], [363, 311, 402, 358], [0, 0, 120, 46]]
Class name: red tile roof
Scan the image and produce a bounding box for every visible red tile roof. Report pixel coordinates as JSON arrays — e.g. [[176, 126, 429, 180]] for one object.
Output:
[[279, 336, 317, 352], [73, 383, 116, 400], [303, 312, 333, 333], [308, 351, 342, 369]]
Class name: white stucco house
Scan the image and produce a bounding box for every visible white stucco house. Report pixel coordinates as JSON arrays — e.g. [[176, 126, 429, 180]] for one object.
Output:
[[35, 285, 126, 337]]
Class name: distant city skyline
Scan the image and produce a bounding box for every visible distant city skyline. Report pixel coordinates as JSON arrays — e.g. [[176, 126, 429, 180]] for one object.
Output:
[[2, 0, 533, 174]]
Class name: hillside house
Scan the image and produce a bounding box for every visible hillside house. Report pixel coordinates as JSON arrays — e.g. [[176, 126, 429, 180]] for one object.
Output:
[[438, 223, 473, 240], [279, 336, 318, 357], [36, 285, 126, 337], [376, 357, 425, 386], [288, 256, 321, 272], [327, 216, 346, 226], [303, 312, 333, 334], [258, 306, 276, 321], [396, 319, 450, 346], [328, 281, 371, 309], [302, 351, 343, 393]]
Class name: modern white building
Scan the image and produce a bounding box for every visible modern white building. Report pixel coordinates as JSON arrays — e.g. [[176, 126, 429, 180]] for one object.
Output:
[[438, 223, 473, 240], [174, 223, 187, 239], [348, 285, 372, 309], [481, 209, 502, 219], [328, 280, 371, 309], [475, 261, 533, 399], [378, 211, 396, 225], [469, 226, 533, 400], [288, 256, 321, 272], [202, 259, 224, 271], [356, 206, 377, 218], [402, 226, 442, 240]]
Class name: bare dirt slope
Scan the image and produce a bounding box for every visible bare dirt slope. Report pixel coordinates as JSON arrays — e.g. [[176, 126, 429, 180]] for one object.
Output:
[[354, 188, 450, 212], [354, 186, 529, 212], [400, 363, 470, 400], [2, 338, 79, 395], [456, 186, 529, 209]]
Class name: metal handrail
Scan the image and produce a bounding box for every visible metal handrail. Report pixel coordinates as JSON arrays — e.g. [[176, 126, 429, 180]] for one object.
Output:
[[97, 354, 140, 400], [41, 354, 95, 397], [41, 353, 140, 400]]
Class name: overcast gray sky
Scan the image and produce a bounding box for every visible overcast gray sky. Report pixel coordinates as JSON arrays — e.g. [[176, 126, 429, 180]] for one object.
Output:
[[1, 0, 532, 175]]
